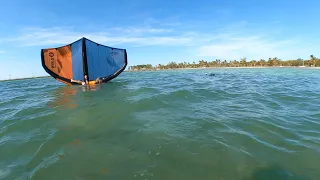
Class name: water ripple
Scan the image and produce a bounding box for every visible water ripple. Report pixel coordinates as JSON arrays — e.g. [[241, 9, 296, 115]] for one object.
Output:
[[1, 69, 320, 179]]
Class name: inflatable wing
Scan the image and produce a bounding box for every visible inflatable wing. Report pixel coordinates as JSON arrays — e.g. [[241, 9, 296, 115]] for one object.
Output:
[[41, 37, 127, 85]]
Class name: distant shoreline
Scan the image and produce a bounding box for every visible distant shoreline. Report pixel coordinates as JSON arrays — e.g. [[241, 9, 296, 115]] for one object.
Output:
[[126, 66, 320, 72], [2, 66, 319, 81], [0, 76, 50, 82]]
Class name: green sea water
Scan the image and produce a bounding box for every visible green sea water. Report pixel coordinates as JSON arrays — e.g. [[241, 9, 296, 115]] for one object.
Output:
[[0, 68, 320, 180]]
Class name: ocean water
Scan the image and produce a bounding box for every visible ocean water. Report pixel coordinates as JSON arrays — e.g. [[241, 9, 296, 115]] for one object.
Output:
[[0, 68, 320, 180]]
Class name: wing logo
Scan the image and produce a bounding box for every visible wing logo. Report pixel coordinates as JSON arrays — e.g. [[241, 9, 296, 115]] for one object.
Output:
[[49, 52, 55, 68], [109, 51, 119, 56], [107, 54, 116, 66]]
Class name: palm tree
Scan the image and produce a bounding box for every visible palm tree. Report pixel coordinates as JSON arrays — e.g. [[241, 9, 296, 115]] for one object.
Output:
[[310, 54, 316, 67], [252, 60, 257, 67], [240, 57, 247, 67], [259, 59, 265, 67]]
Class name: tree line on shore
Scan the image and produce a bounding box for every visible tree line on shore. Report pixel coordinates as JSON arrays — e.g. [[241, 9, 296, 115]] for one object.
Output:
[[128, 55, 320, 71]]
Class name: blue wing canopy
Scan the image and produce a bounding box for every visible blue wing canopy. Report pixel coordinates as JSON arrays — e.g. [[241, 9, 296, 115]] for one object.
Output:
[[85, 39, 127, 81]]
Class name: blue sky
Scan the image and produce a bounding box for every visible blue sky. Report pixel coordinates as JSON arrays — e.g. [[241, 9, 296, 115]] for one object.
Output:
[[0, 0, 319, 79]]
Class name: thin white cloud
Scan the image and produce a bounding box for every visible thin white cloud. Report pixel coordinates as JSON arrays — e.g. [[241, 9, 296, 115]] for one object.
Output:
[[198, 36, 289, 59], [141, 16, 182, 27], [1, 22, 318, 60], [194, 20, 318, 60], [0, 50, 5, 54], [196, 33, 315, 60], [107, 27, 174, 34], [4, 26, 191, 47]]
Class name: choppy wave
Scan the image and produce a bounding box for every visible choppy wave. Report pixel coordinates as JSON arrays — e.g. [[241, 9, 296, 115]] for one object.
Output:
[[0, 68, 320, 180]]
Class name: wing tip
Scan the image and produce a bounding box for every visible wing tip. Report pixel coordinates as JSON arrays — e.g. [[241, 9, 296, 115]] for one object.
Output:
[[40, 48, 72, 85]]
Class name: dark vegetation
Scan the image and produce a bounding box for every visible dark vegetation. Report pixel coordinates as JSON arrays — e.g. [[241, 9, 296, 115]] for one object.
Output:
[[128, 55, 320, 71]]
